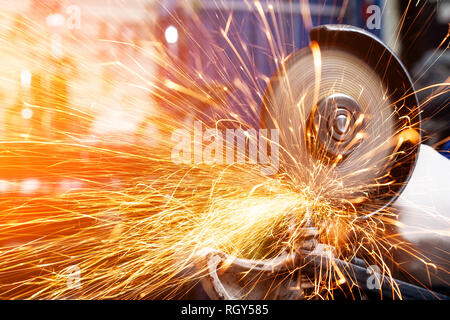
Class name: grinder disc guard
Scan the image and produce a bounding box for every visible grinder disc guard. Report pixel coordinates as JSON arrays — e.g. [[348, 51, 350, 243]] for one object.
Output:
[[261, 25, 420, 215]]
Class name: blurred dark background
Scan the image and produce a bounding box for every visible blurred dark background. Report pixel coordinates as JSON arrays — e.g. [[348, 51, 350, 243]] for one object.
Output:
[[399, 0, 449, 156]]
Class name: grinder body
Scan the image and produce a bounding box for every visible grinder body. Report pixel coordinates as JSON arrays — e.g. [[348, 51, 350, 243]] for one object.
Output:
[[197, 25, 449, 299]]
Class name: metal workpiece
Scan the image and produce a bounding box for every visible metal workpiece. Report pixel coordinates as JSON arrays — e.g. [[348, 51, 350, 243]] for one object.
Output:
[[195, 248, 306, 300], [196, 243, 448, 300]]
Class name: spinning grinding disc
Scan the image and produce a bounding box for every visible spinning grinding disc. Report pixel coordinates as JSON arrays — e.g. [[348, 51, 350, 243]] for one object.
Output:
[[261, 25, 420, 215]]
